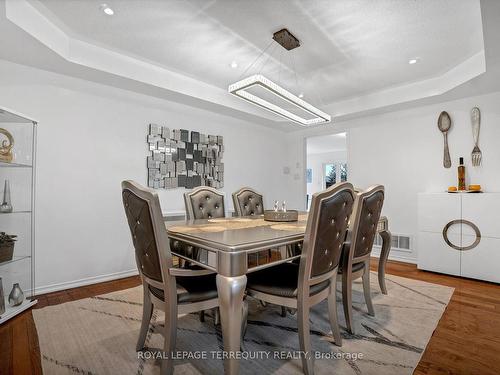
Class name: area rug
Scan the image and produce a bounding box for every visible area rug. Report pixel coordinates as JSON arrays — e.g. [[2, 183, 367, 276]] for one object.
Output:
[[33, 272, 453, 374]]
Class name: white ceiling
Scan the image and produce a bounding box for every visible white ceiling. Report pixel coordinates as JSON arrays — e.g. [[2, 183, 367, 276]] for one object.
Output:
[[0, 0, 497, 131], [307, 133, 346, 154], [36, 0, 483, 104]]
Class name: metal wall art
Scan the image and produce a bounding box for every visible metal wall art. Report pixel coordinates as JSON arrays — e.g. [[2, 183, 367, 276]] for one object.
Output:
[[470, 107, 482, 166], [147, 124, 224, 189], [437, 111, 452, 168]]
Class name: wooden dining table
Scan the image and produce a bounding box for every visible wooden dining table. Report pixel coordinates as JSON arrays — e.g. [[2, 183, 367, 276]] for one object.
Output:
[[165, 213, 391, 375]]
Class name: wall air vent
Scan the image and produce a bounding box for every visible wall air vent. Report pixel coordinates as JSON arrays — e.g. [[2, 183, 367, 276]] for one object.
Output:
[[374, 234, 412, 252]]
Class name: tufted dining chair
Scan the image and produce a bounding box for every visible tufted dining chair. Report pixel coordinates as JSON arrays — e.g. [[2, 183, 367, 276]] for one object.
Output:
[[339, 185, 385, 334], [122, 180, 219, 375], [232, 186, 290, 316], [184, 186, 226, 220], [246, 182, 356, 375], [232, 187, 264, 216], [182, 186, 226, 322]]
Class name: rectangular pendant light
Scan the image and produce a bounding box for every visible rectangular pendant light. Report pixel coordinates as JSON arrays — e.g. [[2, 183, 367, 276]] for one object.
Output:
[[228, 74, 331, 126]]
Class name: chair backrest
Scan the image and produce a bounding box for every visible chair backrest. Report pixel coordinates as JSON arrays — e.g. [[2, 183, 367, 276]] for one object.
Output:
[[350, 185, 385, 261], [122, 180, 172, 288], [184, 186, 226, 220], [232, 187, 264, 217], [299, 182, 355, 287]]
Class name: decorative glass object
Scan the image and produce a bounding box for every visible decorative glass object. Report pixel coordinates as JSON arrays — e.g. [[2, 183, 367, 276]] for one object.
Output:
[[0, 107, 37, 324], [0, 180, 13, 213], [8, 283, 24, 307], [0, 128, 14, 163]]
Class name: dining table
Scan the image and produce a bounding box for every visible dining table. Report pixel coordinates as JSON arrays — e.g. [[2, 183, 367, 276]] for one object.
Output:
[[165, 212, 391, 375]]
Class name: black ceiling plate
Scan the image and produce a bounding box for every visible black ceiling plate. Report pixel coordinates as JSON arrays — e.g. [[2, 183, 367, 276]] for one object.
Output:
[[272, 28, 300, 51]]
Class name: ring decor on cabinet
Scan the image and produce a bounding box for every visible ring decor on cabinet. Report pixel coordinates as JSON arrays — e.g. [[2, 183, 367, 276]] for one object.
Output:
[[147, 124, 224, 189], [442, 219, 481, 251]]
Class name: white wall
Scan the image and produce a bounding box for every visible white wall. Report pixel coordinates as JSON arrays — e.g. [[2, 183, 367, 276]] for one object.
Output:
[[0, 60, 289, 293], [306, 151, 347, 197], [286, 90, 500, 263]]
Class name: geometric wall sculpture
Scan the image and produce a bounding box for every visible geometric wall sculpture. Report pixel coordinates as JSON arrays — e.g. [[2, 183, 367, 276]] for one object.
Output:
[[147, 124, 224, 189]]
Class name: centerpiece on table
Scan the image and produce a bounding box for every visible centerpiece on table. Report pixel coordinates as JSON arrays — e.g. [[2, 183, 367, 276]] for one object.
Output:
[[264, 200, 298, 222]]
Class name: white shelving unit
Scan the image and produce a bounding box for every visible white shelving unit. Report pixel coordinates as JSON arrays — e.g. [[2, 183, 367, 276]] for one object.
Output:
[[0, 107, 37, 324]]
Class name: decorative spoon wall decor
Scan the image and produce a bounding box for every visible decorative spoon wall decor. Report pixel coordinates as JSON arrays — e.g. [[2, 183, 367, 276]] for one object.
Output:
[[438, 111, 452, 168], [471, 107, 482, 166]]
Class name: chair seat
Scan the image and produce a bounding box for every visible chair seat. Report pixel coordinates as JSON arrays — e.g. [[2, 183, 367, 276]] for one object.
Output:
[[247, 262, 330, 298], [149, 273, 218, 304], [338, 261, 365, 274]]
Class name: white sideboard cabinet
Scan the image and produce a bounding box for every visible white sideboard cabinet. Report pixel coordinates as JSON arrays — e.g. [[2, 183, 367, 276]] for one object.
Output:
[[417, 192, 500, 283]]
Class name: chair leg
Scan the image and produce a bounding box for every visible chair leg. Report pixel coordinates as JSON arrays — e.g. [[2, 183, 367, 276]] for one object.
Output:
[[214, 307, 220, 326], [327, 275, 342, 346], [281, 306, 287, 317], [136, 288, 153, 351], [241, 299, 248, 350], [297, 304, 314, 375], [362, 260, 375, 316], [378, 230, 392, 295], [342, 268, 354, 334], [161, 303, 177, 375]]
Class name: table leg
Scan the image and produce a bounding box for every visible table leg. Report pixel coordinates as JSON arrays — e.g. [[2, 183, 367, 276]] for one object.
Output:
[[216, 274, 247, 375], [378, 229, 392, 295]]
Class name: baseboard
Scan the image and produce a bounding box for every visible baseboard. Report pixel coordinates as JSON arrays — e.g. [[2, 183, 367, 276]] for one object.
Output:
[[35, 269, 139, 296], [371, 250, 418, 265]]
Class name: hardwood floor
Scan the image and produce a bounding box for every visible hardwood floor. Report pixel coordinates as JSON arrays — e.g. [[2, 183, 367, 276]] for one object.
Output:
[[1, 260, 499, 374]]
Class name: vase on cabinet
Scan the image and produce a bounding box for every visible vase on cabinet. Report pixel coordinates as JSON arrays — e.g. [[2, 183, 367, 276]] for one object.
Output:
[[8, 283, 24, 307]]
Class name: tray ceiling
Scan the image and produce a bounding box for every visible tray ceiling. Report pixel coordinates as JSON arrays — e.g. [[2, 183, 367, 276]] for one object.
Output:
[[1, 0, 490, 129]]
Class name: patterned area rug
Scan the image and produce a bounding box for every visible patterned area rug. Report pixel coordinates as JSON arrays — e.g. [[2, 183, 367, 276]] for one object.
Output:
[[33, 272, 453, 374]]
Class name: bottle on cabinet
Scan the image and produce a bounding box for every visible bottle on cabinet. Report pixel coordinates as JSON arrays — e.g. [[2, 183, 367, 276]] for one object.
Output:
[[458, 157, 466, 191]]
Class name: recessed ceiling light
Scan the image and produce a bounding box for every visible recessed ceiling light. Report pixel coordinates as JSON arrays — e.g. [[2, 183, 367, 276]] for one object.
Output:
[[100, 4, 114, 15], [298, 93, 304, 98], [408, 58, 419, 65], [230, 61, 238, 69]]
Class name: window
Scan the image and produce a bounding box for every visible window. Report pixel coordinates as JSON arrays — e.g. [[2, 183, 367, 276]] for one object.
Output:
[[324, 164, 336, 188], [340, 162, 348, 182], [324, 162, 348, 188]]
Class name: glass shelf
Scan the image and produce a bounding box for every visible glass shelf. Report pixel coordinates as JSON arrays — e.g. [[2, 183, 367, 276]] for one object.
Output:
[[0, 255, 31, 267], [0, 210, 32, 215], [0, 299, 37, 325], [0, 161, 32, 168]]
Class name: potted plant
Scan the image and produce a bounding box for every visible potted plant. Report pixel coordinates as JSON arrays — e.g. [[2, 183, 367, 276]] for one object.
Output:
[[0, 232, 17, 263]]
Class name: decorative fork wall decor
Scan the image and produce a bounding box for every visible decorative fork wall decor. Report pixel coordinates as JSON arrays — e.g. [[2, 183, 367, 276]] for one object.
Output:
[[470, 107, 482, 166], [147, 124, 224, 189]]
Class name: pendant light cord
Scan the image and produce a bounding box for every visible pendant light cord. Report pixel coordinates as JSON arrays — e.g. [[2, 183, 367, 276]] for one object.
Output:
[[238, 40, 274, 80]]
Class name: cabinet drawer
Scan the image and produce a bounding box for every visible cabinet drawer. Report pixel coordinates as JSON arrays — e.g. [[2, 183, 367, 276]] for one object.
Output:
[[418, 193, 461, 234], [417, 231, 461, 276], [461, 235, 500, 283], [462, 194, 500, 239]]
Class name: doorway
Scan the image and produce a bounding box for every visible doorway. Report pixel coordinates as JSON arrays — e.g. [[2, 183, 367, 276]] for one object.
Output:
[[306, 132, 347, 209]]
